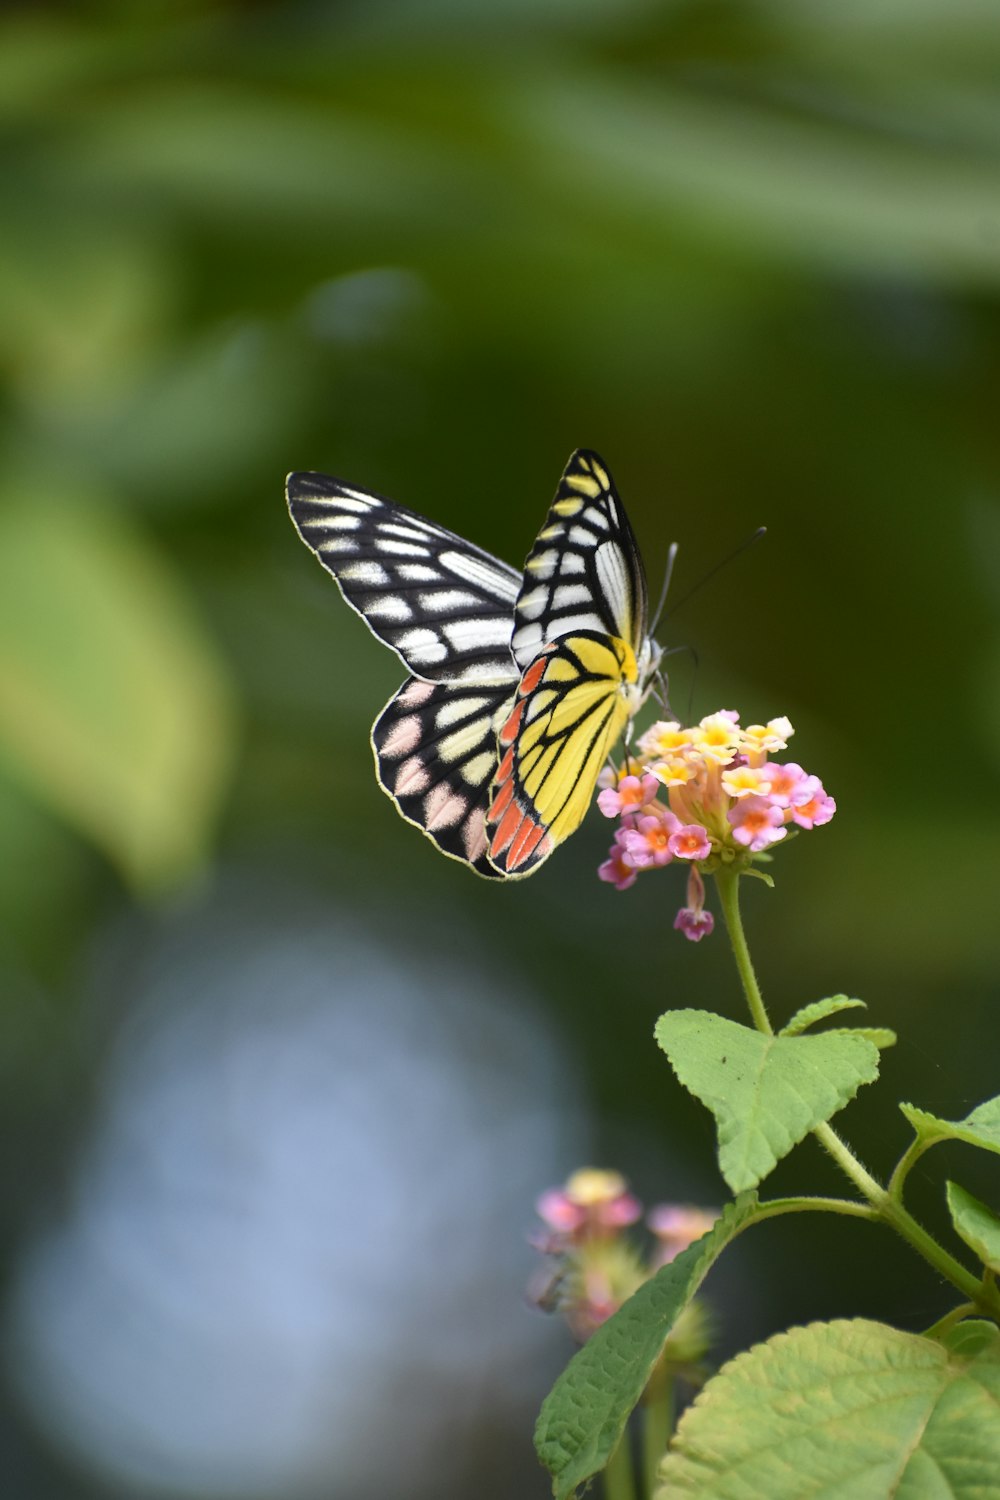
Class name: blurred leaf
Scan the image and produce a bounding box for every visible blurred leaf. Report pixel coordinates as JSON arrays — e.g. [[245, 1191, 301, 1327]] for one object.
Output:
[[656, 1318, 1000, 1498], [655, 1010, 882, 1192], [0, 479, 236, 890]]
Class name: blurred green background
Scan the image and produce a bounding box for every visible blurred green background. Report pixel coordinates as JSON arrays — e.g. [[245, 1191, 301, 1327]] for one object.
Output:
[[2, 2, 1000, 1495]]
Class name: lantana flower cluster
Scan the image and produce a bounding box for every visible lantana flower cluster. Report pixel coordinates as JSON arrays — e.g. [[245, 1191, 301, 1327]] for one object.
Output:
[[529, 1167, 716, 1350], [597, 712, 835, 939]]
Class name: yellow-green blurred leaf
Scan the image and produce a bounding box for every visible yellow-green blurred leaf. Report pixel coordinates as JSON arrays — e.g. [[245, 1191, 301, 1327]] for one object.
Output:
[[0, 481, 236, 891]]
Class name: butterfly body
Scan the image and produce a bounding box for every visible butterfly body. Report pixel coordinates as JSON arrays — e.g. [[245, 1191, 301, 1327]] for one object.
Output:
[[287, 450, 662, 878]]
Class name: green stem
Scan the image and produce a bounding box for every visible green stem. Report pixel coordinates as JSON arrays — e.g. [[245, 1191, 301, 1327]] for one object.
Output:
[[923, 1303, 978, 1341], [716, 870, 1000, 1322], [715, 866, 772, 1034], [603, 1432, 637, 1500], [750, 1194, 880, 1225], [641, 1373, 674, 1496], [886, 1135, 936, 1203]]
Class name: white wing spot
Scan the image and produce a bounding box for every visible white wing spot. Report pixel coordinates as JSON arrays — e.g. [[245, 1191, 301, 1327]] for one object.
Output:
[[435, 695, 492, 728], [569, 525, 594, 546], [398, 563, 441, 583], [596, 542, 632, 638], [317, 493, 375, 514], [442, 618, 512, 650], [517, 586, 548, 620], [364, 596, 412, 622], [318, 538, 359, 554], [303, 513, 360, 531], [397, 628, 448, 665], [553, 583, 593, 609], [526, 549, 557, 580], [418, 589, 480, 613], [340, 561, 389, 585], [560, 553, 586, 575], [440, 550, 515, 596], [380, 522, 434, 543], [463, 814, 488, 863], [381, 540, 431, 558]]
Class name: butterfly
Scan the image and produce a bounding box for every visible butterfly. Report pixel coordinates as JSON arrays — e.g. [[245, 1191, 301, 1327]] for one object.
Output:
[[286, 449, 664, 878]]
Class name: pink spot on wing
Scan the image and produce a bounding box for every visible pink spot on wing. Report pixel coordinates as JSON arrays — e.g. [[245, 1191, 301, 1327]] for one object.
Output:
[[395, 756, 430, 794], [399, 680, 435, 708], [380, 714, 422, 758], [424, 785, 466, 829], [463, 813, 488, 863]]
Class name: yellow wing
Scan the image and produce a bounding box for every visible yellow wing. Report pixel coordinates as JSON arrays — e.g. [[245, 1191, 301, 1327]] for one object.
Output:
[[486, 631, 639, 876]]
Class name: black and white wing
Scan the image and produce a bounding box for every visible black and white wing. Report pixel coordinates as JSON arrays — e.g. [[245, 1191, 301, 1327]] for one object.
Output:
[[372, 677, 518, 877], [286, 471, 521, 684], [510, 450, 649, 669]]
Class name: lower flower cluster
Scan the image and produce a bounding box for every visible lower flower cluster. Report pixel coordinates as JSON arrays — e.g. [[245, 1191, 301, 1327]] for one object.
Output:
[[597, 711, 835, 938], [530, 1168, 716, 1349]]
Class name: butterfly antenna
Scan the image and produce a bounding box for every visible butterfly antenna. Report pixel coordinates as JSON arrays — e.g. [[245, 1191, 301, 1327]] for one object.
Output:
[[662, 526, 766, 624], [649, 542, 679, 637]]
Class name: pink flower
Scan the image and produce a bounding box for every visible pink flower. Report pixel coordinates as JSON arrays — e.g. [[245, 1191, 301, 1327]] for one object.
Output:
[[598, 833, 639, 890], [536, 1170, 642, 1243], [728, 795, 787, 851], [597, 773, 660, 820], [760, 761, 807, 807], [667, 824, 711, 861], [620, 808, 680, 869], [647, 1204, 719, 1266], [789, 776, 836, 829], [674, 906, 715, 942]]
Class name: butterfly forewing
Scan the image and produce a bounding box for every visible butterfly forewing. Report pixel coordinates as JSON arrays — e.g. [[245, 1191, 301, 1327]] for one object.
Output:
[[373, 676, 517, 877], [287, 472, 521, 683], [511, 450, 649, 671], [486, 631, 640, 876]]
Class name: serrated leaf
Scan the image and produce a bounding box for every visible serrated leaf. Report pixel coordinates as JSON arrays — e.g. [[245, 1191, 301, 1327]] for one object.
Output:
[[535, 1196, 756, 1500], [655, 1011, 881, 1193], [829, 1026, 897, 1049], [946, 1182, 1000, 1274], [901, 1095, 1000, 1160], [0, 484, 235, 890], [656, 1318, 1000, 1499], [780, 994, 866, 1036]]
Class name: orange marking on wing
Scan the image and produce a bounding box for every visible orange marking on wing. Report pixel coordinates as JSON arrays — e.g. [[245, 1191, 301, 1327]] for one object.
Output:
[[507, 817, 546, 870], [519, 655, 548, 695], [496, 745, 515, 784], [499, 700, 525, 748], [490, 801, 525, 856], [487, 776, 514, 823]]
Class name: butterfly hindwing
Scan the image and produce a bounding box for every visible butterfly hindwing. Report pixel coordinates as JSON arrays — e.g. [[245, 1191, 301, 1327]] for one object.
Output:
[[511, 449, 649, 671], [287, 471, 521, 683], [373, 676, 518, 877], [486, 631, 640, 876]]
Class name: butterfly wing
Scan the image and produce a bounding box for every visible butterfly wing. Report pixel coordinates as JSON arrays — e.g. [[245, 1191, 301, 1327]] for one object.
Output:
[[486, 631, 640, 875], [511, 450, 649, 670], [373, 676, 517, 877], [287, 471, 521, 683]]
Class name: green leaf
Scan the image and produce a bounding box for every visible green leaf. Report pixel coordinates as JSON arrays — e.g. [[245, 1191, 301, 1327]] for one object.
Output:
[[655, 1010, 882, 1193], [946, 1182, 1000, 1274], [780, 994, 866, 1036], [0, 483, 236, 891], [535, 1196, 756, 1500], [901, 1095, 1000, 1160], [831, 1026, 897, 1049], [656, 1318, 1000, 1498]]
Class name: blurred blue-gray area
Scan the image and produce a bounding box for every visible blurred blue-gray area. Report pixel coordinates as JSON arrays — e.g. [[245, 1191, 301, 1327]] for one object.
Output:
[[1, 1, 999, 1494]]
